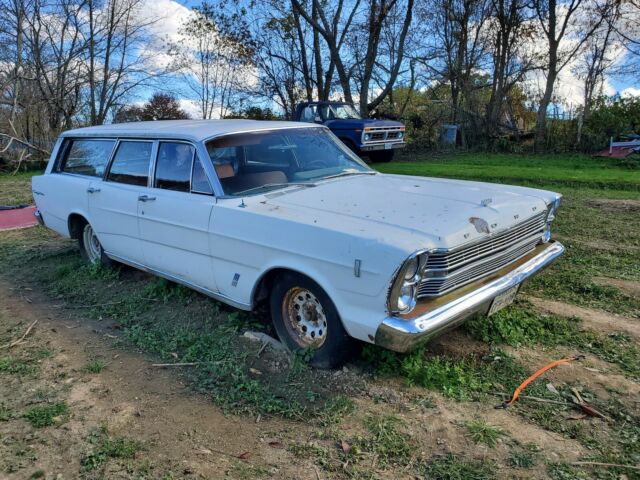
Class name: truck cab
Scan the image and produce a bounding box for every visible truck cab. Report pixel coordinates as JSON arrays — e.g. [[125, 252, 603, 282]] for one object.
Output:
[[294, 101, 405, 162]]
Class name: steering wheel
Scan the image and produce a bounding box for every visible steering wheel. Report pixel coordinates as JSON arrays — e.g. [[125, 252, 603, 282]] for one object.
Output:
[[307, 159, 330, 169]]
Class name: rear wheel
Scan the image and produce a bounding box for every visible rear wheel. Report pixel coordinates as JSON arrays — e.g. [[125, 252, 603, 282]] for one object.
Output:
[[369, 150, 394, 163], [270, 272, 356, 369], [78, 222, 111, 266]]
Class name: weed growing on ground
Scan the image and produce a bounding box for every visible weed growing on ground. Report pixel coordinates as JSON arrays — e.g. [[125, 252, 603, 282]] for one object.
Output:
[[23, 402, 68, 428], [508, 449, 537, 468], [80, 426, 141, 472], [347, 415, 413, 467], [420, 454, 496, 479], [0, 356, 36, 376], [464, 420, 507, 448], [83, 359, 106, 374], [0, 404, 14, 421]]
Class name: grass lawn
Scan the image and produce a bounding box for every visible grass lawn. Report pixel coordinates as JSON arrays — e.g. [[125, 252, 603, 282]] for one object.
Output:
[[0, 171, 39, 206], [379, 152, 640, 190]]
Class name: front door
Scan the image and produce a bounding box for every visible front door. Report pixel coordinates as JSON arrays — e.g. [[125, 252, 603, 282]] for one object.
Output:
[[138, 141, 217, 292], [89, 140, 154, 262]]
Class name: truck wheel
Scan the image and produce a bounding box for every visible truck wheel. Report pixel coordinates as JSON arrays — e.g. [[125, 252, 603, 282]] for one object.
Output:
[[78, 222, 112, 267], [370, 150, 394, 163], [270, 272, 356, 369]]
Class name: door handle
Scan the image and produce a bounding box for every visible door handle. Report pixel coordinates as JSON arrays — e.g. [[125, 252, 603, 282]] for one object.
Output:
[[87, 187, 101, 194], [138, 195, 156, 202]]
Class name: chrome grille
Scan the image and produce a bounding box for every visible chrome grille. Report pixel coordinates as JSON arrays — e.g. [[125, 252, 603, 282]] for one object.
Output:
[[418, 212, 547, 297], [364, 127, 404, 143]]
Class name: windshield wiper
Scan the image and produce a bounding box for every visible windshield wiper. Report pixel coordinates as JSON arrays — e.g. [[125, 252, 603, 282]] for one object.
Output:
[[234, 182, 316, 196], [321, 171, 377, 181]]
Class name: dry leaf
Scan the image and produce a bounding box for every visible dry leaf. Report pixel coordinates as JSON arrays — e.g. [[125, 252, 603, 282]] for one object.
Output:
[[268, 441, 284, 449], [237, 451, 251, 460], [249, 368, 263, 375]]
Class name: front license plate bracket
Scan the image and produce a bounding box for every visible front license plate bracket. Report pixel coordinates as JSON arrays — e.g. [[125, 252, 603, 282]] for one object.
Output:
[[488, 285, 519, 316]]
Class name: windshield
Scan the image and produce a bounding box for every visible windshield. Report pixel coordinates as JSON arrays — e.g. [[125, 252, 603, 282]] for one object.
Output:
[[206, 127, 373, 197], [319, 104, 362, 120]]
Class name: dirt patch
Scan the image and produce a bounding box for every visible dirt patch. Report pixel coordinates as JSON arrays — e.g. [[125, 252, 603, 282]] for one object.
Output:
[[593, 276, 640, 299], [587, 198, 640, 213], [0, 281, 320, 479], [528, 296, 640, 337]]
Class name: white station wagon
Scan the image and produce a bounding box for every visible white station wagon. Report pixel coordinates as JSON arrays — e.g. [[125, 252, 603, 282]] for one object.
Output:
[[32, 120, 564, 368]]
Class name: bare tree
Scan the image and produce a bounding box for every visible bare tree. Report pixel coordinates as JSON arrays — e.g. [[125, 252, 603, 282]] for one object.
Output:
[[291, 0, 415, 115], [485, 0, 536, 139], [85, 0, 167, 125], [171, 1, 254, 119], [532, 0, 614, 150], [25, 0, 88, 132]]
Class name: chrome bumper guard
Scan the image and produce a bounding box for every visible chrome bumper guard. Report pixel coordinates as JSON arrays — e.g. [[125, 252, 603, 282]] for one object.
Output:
[[34, 209, 45, 226], [375, 241, 564, 352]]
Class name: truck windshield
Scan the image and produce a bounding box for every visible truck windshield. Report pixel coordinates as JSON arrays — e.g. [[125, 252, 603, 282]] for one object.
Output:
[[320, 104, 362, 120], [206, 127, 373, 197]]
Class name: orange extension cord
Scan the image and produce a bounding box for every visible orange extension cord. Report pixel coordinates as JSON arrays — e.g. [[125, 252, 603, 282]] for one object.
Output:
[[496, 355, 585, 409]]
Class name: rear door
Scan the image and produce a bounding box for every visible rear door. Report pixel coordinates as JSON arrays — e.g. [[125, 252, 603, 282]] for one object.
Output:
[[88, 140, 154, 263], [138, 141, 217, 292], [34, 138, 116, 237]]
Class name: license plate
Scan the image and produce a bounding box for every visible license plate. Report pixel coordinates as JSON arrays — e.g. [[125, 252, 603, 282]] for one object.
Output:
[[488, 285, 519, 316], [384, 142, 393, 150]]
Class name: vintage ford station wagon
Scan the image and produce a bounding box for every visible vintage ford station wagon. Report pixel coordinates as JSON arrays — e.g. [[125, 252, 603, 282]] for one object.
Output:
[[32, 120, 564, 367]]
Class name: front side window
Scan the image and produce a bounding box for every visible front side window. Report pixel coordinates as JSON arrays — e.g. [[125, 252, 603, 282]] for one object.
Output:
[[300, 105, 318, 122], [107, 141, 153, 186], [154, 142, 194, 192], [319, 104, 361, 120], [206, 127, 372, 197], [58, 139, 115, 177]]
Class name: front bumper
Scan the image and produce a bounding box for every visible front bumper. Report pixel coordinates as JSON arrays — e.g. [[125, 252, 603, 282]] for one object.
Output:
[[360, 142, 406, 152], [374, 241, 564, 352]]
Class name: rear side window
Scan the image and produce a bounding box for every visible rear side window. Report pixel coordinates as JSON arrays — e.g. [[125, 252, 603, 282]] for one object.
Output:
[[107, 141, 153, 186], [154, 142, 195, 192], [58, 139, 115, 177]]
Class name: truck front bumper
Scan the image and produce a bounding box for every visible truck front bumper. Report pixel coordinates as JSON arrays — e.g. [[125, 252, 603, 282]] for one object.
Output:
[[374, 241, 564, 352], [360, 142, 406, 152]]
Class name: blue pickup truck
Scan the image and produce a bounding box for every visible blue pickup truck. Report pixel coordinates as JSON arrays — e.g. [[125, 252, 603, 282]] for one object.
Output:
[[294, 101, 405, 162]]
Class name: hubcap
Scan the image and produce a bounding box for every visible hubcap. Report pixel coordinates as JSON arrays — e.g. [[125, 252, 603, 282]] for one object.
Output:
[[282, 287, 328, 348], [82, 224, 102, 264]]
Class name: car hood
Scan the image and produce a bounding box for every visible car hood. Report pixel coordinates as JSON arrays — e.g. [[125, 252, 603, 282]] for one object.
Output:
[[262, 173, 556, 252], [324, 118, 403, 129]]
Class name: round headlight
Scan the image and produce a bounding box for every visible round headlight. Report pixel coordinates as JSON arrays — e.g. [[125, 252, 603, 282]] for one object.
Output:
[[398, 132, 404, 139], [397, 284, 416, 311], [364, 133, 371, 141], [403, 256, 419, 280]]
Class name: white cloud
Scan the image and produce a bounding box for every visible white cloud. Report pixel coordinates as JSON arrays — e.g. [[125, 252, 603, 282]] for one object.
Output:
[[178, 99, 202, 119], [621, 87, 640, 98]]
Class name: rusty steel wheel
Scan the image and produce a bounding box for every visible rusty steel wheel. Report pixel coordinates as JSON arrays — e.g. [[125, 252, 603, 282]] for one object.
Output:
[[282, 286, 328, 348], [269, 272, 357, 369]]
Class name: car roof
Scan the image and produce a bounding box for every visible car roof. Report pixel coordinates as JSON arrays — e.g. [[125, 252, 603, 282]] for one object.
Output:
[[60, 120, 321, 143]]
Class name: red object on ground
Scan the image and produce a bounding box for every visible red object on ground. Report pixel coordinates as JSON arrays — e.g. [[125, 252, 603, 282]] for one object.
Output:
[[0, 206, 38, 231], [595, 146, 639, 158]]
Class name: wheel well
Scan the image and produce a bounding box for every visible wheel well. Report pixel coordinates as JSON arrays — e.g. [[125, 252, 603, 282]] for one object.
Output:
[[253, 268, 330, 309], [68, 213, 88, 240]]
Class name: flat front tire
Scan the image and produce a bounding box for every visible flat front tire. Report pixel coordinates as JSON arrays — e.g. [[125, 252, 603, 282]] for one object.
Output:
[[78, 222, 111, 266], [270, 272, 356, 369]]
